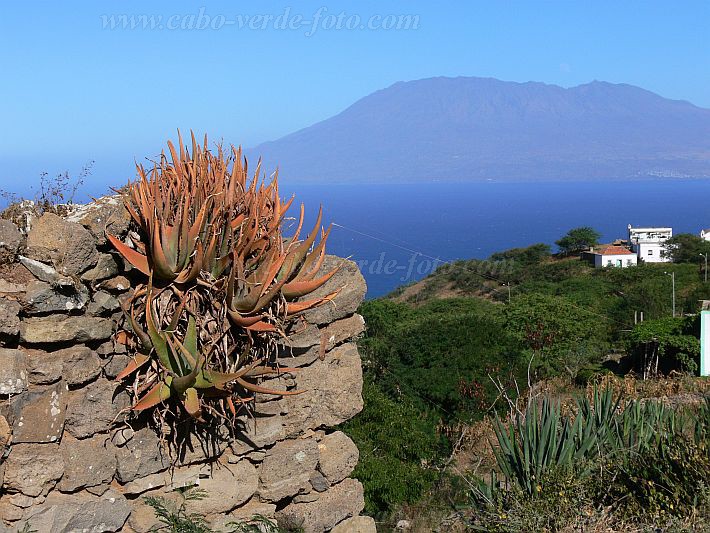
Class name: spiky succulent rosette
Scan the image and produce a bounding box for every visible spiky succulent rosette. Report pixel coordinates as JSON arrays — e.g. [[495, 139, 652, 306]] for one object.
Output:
[[108, 132, 339, 426]]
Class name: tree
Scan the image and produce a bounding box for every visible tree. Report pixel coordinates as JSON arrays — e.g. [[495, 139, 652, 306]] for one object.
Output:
[[625, 316, 700, 375], [490, 243, 552, 266], [662, 233, 710, 264], [504, 293, 608, 378], [555, 227, 601, 255]]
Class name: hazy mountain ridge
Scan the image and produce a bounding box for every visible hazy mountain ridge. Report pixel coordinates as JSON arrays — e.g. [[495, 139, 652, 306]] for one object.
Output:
[[249, 77, 710, 181]]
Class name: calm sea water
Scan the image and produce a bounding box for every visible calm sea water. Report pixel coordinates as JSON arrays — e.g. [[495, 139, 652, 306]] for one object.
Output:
[[8, 178, 707, 298], [281, 180, 710, 298]]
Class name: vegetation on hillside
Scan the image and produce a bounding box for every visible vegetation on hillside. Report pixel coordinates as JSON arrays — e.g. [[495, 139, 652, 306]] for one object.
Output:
[[343, 231, 710, 530]]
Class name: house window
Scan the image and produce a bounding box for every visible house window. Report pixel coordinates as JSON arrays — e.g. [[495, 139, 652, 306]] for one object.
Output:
[[616, 260, 622, 267], [607, 260, 613, 267], [627, 260, 633, 266], [648, 249, 654, 256]]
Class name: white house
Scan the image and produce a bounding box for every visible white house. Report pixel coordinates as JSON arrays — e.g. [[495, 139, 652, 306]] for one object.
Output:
[[701, 229, 710, 242], [591, 246, 638, 268], [628, 225, 672, 263]]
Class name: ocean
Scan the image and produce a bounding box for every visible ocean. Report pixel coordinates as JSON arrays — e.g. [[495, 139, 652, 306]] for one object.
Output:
[[281, 180, 710, 298]]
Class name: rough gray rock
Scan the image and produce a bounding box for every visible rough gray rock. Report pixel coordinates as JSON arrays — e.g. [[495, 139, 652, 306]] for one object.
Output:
[[0, 413, 10, 451], [26, 213, 98, 275], [22, 279, 89, 314], [26, 345, 102, 387], [282, 343, 364, 433], [258, 438, 320, 502], [81, 253, 121, 282], [321, 314, 366, 351], [101, 352, 132, 380], [0, 348, 27, 395], [331, 516, 377, 533], [228, 499, 278, 521], [230, 399, 288, 454], [318, 431, 359, 485], [0, 278, 26, 295], [20, 315, 113, 344], [57, 434, 116, 492], [184, 461, 258, 515], [114, 426, 169, 483], [278, 314, 366, 368], [19, 489, 131, 532], [10, 380, 68, 443], [276, 478, 365, 533], [299, 256, 366, 325], [18, 255, 74, 286], [65, 379, 129, 438], [310, 472, 330, 493], [2, 443, 64, 496], [100, 275, 131, 292], [66, 195, 131, 247], [0, 298, 21, 341], [86, 290, 120, 316], [0, 219, 22, 259], [277, 344, 322, 368], [25, 348, 62, 384], [126, 499, 163, 533]]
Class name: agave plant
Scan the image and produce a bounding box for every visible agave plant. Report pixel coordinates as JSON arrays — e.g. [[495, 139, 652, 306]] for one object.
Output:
[[108, 132, 341, 425], [491, 387, 698, 495], [492, 396, 601, 495]]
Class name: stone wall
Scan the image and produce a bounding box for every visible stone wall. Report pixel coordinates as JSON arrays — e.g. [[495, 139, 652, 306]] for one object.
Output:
[[0, 198, 374, 533]]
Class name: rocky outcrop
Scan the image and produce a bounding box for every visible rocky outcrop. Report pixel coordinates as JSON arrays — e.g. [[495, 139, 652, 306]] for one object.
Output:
[[0, 203, 369, 532]]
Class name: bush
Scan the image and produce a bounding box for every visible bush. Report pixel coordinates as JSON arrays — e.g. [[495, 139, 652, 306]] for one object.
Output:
[[340, 380, 444, 515], [360, 298, 526, 422], [626, 316, 700, 375], [504, 293, 608, 379]]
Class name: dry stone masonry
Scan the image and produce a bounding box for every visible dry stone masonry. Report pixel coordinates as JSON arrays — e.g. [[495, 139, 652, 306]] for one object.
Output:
[[0, 198, 372, 532]]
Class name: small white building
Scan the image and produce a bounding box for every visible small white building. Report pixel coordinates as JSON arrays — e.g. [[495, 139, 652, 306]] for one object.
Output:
[[701, 229, 710, 242], [591, 246, 638, 268], [628, 225, 672, 263]]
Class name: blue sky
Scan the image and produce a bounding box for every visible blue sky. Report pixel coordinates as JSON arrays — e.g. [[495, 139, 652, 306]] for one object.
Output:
[[1, 1, 709, 196]]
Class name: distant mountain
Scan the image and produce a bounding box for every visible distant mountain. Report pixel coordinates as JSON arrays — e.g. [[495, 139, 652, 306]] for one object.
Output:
[[249, 77, 710, 181]]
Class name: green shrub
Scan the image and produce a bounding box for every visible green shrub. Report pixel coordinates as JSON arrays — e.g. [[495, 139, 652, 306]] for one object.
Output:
[[340, 380, 444, 515], [626, 316, 700, 375], [359, 298, 526, 422], [503, 293, 608, 379]]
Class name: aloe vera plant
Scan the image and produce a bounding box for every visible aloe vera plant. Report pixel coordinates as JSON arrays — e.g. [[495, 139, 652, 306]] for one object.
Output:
[[108, 132, 341, 425]]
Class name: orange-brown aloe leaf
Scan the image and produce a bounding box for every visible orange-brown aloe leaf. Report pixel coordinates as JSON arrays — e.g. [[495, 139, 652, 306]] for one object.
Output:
[[150, 218, 178, 280], [230, 213, 246, 231], [127, 303, 153, 354], [174, 241, 203, 284], [282, 263, 341, 299], [133, 379, 172, 411], [227, 309, 266, 328], [235, 377, 303, 396], [176, 195, 192, 267], [182, 387, 202, 419], [245, 321, 278, 332], [115, 354, 151, 381], [187, 201, 210, 255], [198, 361, 259, 390], [245, 366, 299, 377], [107, 233, 150, 276], [297, 225, 332, 281], [285, 290, 339, 316], [115, 330, 131, 346]]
